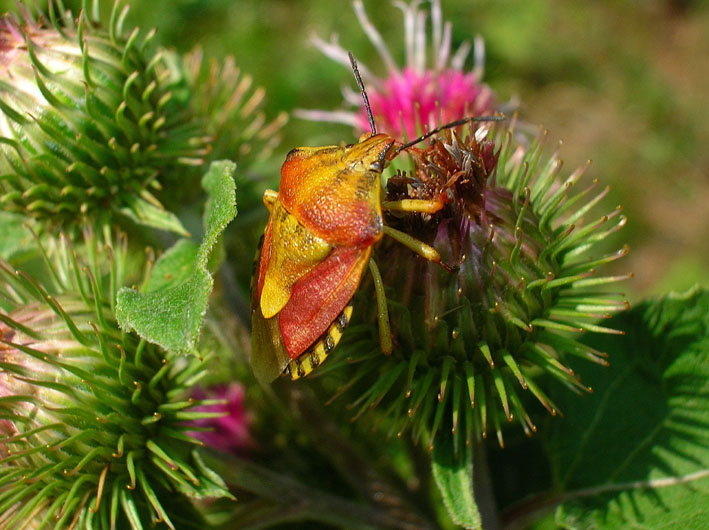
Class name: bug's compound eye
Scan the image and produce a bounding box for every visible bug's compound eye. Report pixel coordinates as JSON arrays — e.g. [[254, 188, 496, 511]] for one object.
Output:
[[284, 147, 304, 161]]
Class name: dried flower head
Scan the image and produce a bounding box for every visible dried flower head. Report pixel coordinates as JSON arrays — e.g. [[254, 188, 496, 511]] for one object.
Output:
[[326, 121, 629, 450], [0, 227, 231, 529], [296, 0, 495, 138], [0, 3, 209, 233]]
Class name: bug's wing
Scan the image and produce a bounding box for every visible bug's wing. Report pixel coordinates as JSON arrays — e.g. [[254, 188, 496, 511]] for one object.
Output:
[[251, 201, 335, 383], [251, 220, 291, 384], [278, 245, 372, 358], [251, 299, 292, 384]]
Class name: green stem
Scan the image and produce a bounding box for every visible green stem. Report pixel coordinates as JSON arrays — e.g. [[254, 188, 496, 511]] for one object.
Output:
[[273, 381, 436, 529], [204, 451, 427, 530], [474, 441, 500, 530]]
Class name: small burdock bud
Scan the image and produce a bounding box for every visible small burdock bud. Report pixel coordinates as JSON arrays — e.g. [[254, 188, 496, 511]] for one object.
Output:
[[329, 121, 630, 450], [0, 3, 209, 231], [177, 49, 288, 216], [182, 48, 288, 166], [0, 227, 231, 529]]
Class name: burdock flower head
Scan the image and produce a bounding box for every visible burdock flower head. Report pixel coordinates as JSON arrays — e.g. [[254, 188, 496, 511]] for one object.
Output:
[[0, 228, 231, 529], [296, 0, 495, 139], [0, 3, 209, 233], [289, 0, 629, 453], [326, 120, 629, 450]]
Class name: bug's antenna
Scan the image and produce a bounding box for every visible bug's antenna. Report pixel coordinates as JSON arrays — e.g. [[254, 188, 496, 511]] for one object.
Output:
[[348, 52, 376, 136], [395, 115, 506, 154]]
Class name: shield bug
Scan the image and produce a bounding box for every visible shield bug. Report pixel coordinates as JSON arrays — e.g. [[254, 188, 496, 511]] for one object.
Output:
[[251, 53, 502, 384]]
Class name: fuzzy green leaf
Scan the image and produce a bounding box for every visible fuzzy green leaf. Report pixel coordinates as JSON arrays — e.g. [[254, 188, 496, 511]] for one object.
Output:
[[116, 161, 237, 355], [532, 287, 709, 529], [432, 437, 482, 529], [145, 240, 200, 292], [119, 196, 190, 237]]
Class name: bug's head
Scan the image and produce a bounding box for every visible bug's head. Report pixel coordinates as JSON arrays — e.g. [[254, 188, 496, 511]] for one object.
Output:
[[346, 133, 396, 172]]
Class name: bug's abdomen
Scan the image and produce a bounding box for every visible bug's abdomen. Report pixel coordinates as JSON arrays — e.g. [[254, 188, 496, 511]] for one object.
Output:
[[285, 301, 354, 379]]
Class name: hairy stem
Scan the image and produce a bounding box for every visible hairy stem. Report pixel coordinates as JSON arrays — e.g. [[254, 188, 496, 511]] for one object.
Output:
[[205, 451, 429, 530], [274, 381, 436, 529]]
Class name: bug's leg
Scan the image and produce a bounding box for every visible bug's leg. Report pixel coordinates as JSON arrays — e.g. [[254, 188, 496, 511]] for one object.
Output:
[[382, 226, 454, 272], [381, 197, 445, 214], [262, 189, 278, 212], [368, 258, 393, 355]]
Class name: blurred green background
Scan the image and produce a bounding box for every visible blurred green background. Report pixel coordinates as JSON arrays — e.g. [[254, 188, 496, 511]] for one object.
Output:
[[3, 0, 707, 302]]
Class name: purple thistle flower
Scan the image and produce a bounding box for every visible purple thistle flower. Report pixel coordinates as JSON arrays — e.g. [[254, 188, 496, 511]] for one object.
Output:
[[359, 67, 493, 139], [296, 0, 496, 138]]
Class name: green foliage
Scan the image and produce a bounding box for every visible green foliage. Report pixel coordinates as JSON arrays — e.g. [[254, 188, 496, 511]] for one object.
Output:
[[116, 161, 236, 355], [533, 287, 709, 528], [432, 436, 482, 530], [120, 196, 191, 237]]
